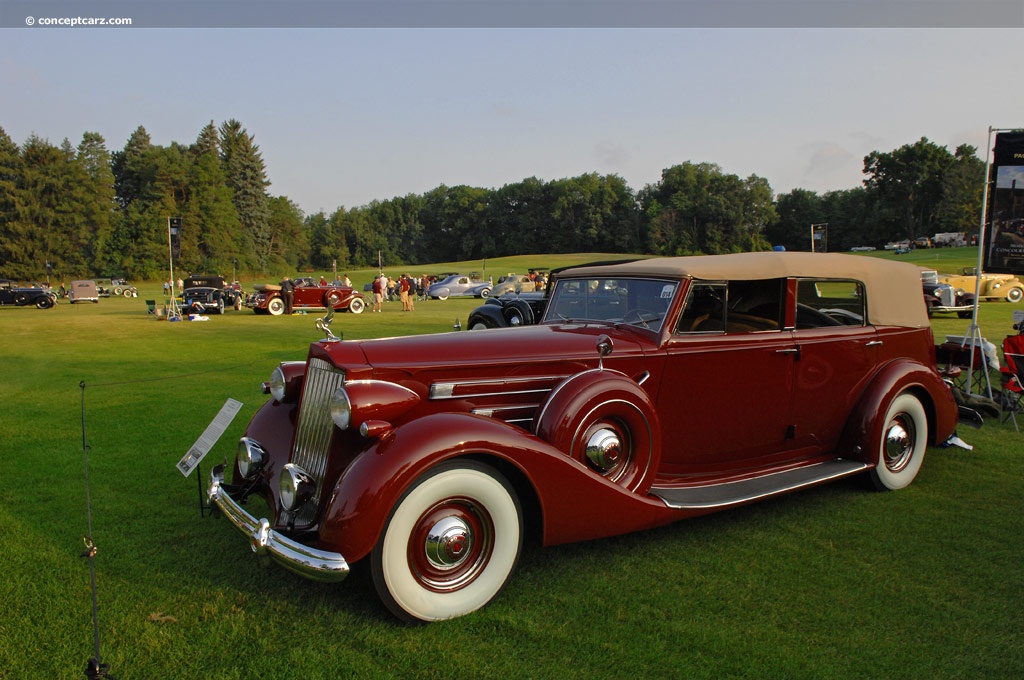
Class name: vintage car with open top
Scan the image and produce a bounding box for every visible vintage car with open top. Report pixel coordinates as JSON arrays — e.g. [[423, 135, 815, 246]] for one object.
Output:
[[207, 252, 972, 622], [245, 278, 366, 316]]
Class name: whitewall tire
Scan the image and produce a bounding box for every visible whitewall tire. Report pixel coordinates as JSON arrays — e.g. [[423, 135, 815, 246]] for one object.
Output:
[[868, 392, 928, 491], [371, 460, 522, 622]]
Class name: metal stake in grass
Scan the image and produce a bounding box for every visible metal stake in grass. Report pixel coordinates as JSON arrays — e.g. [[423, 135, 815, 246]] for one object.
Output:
[[79, 381, 116, 679]]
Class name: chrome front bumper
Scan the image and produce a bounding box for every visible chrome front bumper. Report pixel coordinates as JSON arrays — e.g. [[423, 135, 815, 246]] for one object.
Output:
[[207, 465, 350, 583]]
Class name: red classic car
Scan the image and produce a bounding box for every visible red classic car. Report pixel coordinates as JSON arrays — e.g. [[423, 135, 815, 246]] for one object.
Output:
[[245, 279, 366, 315], [208, 252, 967, 622]]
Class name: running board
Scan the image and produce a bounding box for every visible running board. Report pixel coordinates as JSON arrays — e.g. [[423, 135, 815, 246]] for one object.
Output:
[[651, 459, 872, 510]]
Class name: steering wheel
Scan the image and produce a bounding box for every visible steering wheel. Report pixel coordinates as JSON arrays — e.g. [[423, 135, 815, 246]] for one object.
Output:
[[622, 308, 660, 329]]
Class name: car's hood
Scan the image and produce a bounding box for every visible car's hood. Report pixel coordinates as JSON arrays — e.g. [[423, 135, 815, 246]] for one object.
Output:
[[317, 323, 652, 376]]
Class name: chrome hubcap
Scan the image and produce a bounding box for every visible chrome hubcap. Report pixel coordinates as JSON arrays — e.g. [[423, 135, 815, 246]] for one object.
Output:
[[586, 427, 623, 474], [424, 516, 473, 570], [884, 415, 915, 473]]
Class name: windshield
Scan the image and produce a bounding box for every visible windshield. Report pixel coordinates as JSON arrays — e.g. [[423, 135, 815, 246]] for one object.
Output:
[[543, 277, 678, 332]]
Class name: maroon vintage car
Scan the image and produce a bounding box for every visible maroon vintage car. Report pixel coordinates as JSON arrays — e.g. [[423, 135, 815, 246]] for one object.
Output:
[[208, 252, 966, 621], [245, 279, 366, 315]]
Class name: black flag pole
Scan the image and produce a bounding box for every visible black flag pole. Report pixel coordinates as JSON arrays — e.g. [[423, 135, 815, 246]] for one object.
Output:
[[79, 381, 116, 679]]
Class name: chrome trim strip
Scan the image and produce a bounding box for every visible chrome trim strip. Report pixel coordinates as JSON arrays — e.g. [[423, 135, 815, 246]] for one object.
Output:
[[429, 375, 565, 400], [470, 403, 543, 416], [651, 460, 871, 510], [208, 467, 349, 583]]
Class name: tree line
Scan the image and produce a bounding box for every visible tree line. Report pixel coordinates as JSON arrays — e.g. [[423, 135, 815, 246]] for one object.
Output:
[[0, 121, 985, 282]]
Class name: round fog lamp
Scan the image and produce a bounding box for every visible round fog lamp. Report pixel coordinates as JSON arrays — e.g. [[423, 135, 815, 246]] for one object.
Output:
[[279, 463, 315, 511]]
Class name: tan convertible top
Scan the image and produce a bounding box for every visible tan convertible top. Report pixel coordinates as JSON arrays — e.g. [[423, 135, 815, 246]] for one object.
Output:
[[558, 252, 929, 328]]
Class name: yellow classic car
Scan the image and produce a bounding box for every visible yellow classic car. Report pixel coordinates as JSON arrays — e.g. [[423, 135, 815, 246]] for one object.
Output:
[[937, 267, 1024, 303]]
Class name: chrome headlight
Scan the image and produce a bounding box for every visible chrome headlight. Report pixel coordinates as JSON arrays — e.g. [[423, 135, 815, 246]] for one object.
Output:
[[279, 463, 315, 511], [268, 366, 287, 402], [329, 386, 352, 430], [236, 437, 266, 479]]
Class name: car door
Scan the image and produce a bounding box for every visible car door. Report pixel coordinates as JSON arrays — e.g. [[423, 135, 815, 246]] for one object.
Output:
[[787, 279, 877, 454], [657, 279, 798, 470]]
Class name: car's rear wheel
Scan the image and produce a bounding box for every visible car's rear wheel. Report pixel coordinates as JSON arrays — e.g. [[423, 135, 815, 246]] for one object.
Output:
[[1006, 287, 1023, 303], [868, 392, 928, 491], [371, 460, 522, 622], [348, 297, 365, 314], [267, 297, 285, 316], [436, 290, 450, 301]]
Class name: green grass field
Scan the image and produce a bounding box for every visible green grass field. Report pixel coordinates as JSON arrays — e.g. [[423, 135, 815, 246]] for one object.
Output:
[[1, 250, 1021, 678]]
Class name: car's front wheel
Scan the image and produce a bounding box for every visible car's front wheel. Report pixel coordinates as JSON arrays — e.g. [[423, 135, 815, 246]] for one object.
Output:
[[267, 297, 285, 316], [1006, 287, 1023, 303], [371, 460, 523, 622], [868, 392, 928, 491], [348, 297, 365, 314]]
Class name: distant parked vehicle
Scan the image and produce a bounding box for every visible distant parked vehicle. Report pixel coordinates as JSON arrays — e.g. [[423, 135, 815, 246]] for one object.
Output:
[[0, 280, 56, 309], [246, 278, 366, 316], [68, 280, 100, 304], [937, 267, 1024, 303], [181, 274, 244, 315], [94, 277, 138, 298], [490, 274, 535, 297], [920, 269, 973, 318], [427, 275, 492, 300]]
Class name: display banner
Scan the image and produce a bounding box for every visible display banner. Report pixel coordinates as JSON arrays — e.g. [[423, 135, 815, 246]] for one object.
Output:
[[984, 132, 1024, 274]]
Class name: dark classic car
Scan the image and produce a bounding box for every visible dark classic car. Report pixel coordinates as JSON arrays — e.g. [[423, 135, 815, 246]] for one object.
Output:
[[467, 291, 548, 329], [245, 278, 366, 316], [181, 274, 244, 315], [920, 268, 974, 318], [0, 279, 56, 309], [207, 252, 968, 622]]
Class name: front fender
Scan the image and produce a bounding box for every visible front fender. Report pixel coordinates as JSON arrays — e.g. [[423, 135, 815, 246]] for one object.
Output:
[[841, 359, 957, 464], [318, 412, 673, 564]]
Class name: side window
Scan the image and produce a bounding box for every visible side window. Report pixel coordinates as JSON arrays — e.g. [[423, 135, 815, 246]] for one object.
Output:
[[677, 283, 727, 332], [795, 279, 865, 328], [678, 279, 785, 334], [726, 279, 784, 332]]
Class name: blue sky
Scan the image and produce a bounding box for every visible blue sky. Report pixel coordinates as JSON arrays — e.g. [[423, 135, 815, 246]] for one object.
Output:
[[3, 25, 1022, 215]]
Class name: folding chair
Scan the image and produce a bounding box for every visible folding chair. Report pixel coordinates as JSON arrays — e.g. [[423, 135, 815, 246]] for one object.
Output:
[[145, 299, 157, 316], [998, 332, 1024, 430]]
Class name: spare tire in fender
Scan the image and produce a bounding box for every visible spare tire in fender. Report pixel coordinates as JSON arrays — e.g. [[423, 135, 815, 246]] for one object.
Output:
[[534, 369, 661, 494]]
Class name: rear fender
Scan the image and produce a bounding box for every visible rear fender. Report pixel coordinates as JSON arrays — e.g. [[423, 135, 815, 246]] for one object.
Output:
[[468, 304, 506, 329], [318, 412, 672, 564], [841, 360, 957, 464]]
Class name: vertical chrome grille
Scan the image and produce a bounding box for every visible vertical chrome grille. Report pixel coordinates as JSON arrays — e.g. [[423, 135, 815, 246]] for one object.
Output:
[[292, 357, 345, 526]]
